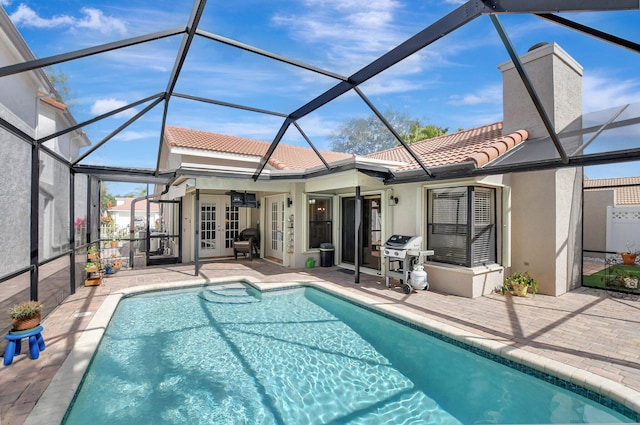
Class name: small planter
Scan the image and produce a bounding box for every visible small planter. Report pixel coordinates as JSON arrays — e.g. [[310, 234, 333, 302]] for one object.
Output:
[[305, 257, 316, 269], [621, 253, 637, 265], [87, 252, 99, 260], [84, 276, 102, 287], [85, 265, 99, 273], [501, 271, 538, 297], [512, 284, 529, 297], [11, 312, 41, 331], [110, 241, 118, 248]]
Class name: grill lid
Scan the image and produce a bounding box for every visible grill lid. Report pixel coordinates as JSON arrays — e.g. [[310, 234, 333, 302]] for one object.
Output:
[[384, 235, 422, 249]]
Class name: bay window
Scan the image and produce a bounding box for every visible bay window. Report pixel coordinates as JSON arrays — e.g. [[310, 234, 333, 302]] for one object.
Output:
[[427, 186, 496, 267]]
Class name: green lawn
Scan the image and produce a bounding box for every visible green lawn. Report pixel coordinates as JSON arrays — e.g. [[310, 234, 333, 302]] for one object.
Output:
[[583, 263, 640, 294]]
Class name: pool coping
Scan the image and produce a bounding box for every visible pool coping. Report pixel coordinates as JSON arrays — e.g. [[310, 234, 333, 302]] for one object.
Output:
[[24, 276, 640, 424]]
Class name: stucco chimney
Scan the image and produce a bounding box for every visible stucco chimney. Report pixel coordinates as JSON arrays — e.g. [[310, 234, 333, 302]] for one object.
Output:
[[498, 42, 583, 139]]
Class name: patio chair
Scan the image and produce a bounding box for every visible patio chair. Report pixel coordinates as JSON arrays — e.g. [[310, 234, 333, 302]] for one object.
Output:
[[233, 228, 260, 260]]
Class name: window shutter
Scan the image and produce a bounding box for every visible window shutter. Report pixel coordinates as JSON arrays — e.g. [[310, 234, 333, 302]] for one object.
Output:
[[428, 186, 496, 267], [428, 188, 468, 265], [471, 187, 495, 265]]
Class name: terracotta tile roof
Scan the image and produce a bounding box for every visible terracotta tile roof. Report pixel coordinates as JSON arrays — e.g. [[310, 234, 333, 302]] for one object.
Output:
[[165, 126, 353, 170], [38, 93, 68, 111], [584, 176, 640, 205], [109, 197, 160, 212], [365, 122, 528, 171], [164, 123, 528, 173]]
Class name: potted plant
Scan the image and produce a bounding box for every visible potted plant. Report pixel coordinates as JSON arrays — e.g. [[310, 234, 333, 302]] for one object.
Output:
[[502, 271, 538, 297], [87, 244, 99, 260], [620, 241, 638, 265], [8, 300, 43, 330], [85, 261, 100, 273]]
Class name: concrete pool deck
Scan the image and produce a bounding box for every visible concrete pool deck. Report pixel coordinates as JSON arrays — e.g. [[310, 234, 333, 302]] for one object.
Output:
[[2, 259, 640, 424]]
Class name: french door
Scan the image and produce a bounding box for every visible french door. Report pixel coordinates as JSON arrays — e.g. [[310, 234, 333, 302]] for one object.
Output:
[[264, 194, 284, 261], [199, 196, 240, 258]]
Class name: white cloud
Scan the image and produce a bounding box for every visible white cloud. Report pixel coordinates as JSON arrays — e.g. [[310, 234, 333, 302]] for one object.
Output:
[[113, 130, 158, 142], [583, 72, 640, 113], [271, 0, 405, 73], [448, 84, 502, 106], [76, 8, 127, 36], [90, 98, 137, 118], [0, 0, 13, 7], [10, 4, 74, 28], [9, 5, 127, 36]]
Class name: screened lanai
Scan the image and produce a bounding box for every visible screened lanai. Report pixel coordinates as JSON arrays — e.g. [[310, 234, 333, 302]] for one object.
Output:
[[0, 0, 639, 331]]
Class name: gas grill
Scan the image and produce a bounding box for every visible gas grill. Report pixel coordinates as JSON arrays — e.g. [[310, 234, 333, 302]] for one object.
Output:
[[382, 235, 434, 294]]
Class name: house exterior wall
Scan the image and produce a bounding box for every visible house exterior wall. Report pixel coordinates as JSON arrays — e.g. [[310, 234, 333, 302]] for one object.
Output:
[[37, 104, 86, 161], [0, 132, 31, 276], [0, 41, 39, 130], [181, 192, 194, 263], [508, 167, 583, 296], [0, 17, 37, 277], [389, 183, 422, 238], [583, 189, 614, 257]]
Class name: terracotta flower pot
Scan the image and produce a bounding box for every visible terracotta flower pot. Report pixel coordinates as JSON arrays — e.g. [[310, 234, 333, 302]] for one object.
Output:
[[11, 312, 41, 331], [621, 253, 637, 265]]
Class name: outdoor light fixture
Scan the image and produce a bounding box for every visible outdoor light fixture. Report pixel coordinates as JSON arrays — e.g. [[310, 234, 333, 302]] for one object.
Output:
[[287, 197, 293, 208], [308, 198, 316, 205], [389, 194, 399, 206]]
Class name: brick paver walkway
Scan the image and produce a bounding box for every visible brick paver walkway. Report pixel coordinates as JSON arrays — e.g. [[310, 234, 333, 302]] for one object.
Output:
[[1, 259, 640, 424]]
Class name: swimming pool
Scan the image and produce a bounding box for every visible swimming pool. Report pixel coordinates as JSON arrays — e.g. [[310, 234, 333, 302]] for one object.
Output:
[[62, 283, 636, 424]]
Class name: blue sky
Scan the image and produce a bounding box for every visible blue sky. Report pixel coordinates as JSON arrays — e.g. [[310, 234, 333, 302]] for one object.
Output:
[[2, 0, 639, 194]]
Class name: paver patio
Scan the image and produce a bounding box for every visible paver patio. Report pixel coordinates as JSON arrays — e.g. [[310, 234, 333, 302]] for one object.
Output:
[[1, 259, 640, 424]]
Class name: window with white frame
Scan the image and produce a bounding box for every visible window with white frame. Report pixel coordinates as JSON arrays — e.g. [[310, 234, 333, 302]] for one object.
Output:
[[427, 186, 496, 267], [308, 196, 332, 249]]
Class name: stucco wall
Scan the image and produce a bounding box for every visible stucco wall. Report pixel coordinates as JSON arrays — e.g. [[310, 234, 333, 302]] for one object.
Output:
[[0, 61, 38, 130], [509, 167, 582, 296], [0, 30, 36, 277], [0, 132, 31, 277], [500, 43, 583, 138], [557, 167, 583, 294], [583, 189, 614, 256], [389, 183, 422, 239]]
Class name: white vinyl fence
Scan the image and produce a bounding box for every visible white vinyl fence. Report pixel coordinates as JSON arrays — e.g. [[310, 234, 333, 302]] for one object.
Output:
[[606, 206, 640, 257]]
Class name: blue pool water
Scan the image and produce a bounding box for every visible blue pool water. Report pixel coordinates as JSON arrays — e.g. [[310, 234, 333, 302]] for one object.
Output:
[[63, 283, 636, 424]]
